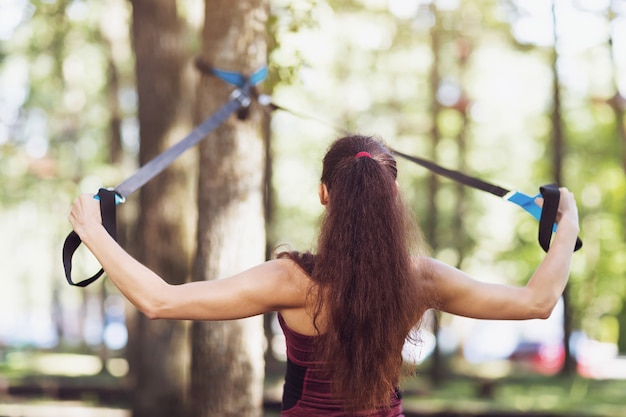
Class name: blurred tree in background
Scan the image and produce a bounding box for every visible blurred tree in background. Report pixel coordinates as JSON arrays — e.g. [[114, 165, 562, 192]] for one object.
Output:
[[126, 1, 197, 416], [191, 0, 269, 416]]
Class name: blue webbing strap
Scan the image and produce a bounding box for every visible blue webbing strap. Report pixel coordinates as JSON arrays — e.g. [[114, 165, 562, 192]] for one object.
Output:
[[194, 58, 268, 89], [506, 190, 543, 220], [195, 60, 268, 121], [210, 66, 268, 88]]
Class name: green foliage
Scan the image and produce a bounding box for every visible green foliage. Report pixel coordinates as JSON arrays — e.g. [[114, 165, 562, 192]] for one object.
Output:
[[0, 0, 134, 350], [2, 0, 626, 374], [1, 0, 129, 207]]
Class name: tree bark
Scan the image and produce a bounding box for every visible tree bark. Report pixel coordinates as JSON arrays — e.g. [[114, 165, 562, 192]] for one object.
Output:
[[427, 3, 443, 386], [550, 2, 575, 376], [191, 1, 268, 416], [128, 1, 196, 416]]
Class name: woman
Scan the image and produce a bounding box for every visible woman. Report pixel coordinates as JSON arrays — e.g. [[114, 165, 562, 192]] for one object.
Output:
[[69, 134, 580, 416]]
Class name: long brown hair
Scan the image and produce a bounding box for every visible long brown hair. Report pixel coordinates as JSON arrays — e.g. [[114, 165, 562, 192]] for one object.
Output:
[[281, 135, 431, 411]]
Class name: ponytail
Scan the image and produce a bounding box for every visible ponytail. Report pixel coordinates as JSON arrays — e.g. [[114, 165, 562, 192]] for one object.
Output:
[[281, 135, 431, 411]]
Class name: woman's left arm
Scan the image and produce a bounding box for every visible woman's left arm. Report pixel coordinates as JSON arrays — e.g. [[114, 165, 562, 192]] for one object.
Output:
[[423, 188, 580, 320], [69, 194, 305, 321]]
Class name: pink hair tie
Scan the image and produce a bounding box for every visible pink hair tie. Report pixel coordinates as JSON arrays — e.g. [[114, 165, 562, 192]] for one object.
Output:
[[354, 151, 372, 159]]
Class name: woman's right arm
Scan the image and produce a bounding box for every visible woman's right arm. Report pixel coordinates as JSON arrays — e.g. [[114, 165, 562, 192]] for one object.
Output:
[[69, 194, 308, 321], [422, 188, 580, 321]]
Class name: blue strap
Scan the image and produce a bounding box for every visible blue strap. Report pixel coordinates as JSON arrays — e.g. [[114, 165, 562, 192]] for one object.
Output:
[[249, 66, 268, 86], [506, 191, 545, 223], [211, 66, 268, 88]]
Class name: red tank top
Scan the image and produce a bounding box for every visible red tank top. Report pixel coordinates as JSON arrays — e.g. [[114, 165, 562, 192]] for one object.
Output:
[[278, 314, 404, 417]]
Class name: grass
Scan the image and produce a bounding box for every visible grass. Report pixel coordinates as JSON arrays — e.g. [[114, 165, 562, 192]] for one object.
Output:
[[399, 374, 626, 416], [2, 350, 626, 416]]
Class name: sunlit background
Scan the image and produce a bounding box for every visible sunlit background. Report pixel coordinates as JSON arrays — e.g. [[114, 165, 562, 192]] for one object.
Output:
[[1, 0, 626, 415]]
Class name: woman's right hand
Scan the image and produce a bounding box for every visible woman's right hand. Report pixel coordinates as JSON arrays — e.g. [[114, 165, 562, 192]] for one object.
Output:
[[69, 194, 104, 242]]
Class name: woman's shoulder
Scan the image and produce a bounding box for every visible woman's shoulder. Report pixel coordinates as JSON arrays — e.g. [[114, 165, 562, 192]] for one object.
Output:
[[409, 255, 436, 276], [264, 257, 313, 305], [269, 257, 312, 280], [267, 257, 321, 334], [409, 255, 441, 308]]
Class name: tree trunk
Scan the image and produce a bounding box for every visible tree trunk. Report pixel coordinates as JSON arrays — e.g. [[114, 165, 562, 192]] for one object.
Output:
[[427, 3, 443, 385], [191, 1, 268, 416], [128, 1, 196, 416], [550, 2, 575, 376]]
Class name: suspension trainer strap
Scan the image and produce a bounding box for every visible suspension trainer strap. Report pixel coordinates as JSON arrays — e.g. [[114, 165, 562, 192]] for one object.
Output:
[[115, 89, 250, 198], [63, 83, 258, 287], [258, 96, 583, 253], [63, 188, 117, 287], [392, 149, 583, 253], [390, 149, 510, 198]]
